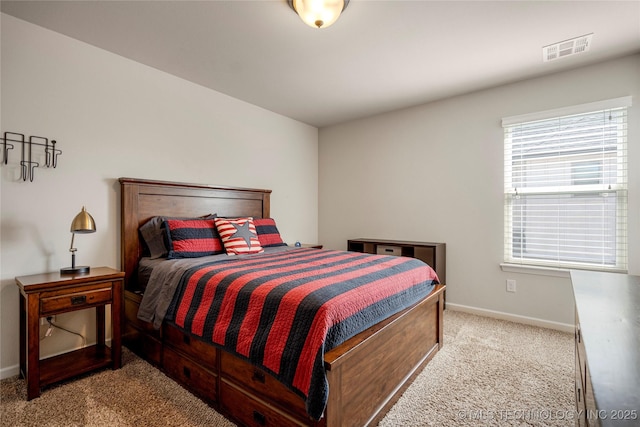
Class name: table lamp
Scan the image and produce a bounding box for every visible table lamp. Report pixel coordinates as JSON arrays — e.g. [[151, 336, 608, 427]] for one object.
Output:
[[60, 206, 96, 274]]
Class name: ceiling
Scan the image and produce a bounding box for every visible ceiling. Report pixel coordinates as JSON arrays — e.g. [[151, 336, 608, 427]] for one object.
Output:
[[2, 0, 640, 128]]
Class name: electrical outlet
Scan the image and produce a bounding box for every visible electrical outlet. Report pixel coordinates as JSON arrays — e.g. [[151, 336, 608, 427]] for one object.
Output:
[[506, 279, 517, 293], [40, 315, 55, 325]]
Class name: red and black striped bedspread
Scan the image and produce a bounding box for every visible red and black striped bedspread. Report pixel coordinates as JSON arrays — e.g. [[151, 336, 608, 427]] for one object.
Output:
[[165, 248, 439, 420]]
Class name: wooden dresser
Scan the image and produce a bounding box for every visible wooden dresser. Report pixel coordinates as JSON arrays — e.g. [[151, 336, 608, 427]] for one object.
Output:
[[571, 270, 639, 427]]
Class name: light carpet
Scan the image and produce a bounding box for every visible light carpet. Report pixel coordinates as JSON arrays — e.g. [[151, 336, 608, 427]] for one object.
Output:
[[1, 310, 574, 426]]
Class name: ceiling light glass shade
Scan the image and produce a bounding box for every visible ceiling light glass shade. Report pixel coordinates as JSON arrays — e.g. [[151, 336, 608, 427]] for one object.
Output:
[[289, 0, 348, 29]]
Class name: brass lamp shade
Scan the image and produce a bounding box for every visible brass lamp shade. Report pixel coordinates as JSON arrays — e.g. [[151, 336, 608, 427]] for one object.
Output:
[[288, 0, 349, 29], [61, 207, 96, 274], [70, 206, 96, 233]]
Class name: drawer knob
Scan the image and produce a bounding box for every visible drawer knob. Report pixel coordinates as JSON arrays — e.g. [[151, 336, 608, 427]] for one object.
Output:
[[252, 370, 265, 383], [183, 366, 191, 378], [183, 334, 191, 345], [253, 410, 266, 425]]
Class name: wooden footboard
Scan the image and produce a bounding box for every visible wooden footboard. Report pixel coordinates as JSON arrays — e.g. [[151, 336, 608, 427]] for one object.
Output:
[[324, 284, 444, 427]]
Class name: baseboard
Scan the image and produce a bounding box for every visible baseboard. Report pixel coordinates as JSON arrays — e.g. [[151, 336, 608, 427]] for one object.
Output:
[[446, 303, 574, 333], [0, 365, 20, 380]]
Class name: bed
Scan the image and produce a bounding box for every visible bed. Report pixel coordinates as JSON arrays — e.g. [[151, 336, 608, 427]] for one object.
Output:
[[120, 177, 445, 427]]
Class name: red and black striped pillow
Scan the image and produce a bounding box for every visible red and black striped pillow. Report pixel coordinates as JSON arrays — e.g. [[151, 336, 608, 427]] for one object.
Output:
[[254, 218, 286, 247], [163, 218, 224, 259]]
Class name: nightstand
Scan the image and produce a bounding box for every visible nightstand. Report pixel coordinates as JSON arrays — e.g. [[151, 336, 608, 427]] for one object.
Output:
[[293, 243, 323, 249], [15, 267, 124, 400]]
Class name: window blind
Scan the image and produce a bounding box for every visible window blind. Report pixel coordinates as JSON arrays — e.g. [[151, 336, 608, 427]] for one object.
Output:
[[503, 100, 629, 271]]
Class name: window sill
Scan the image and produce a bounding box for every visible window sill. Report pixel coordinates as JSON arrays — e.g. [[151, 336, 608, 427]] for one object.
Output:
[[500, 263, 571, 278], [500, 263, 627, 278]]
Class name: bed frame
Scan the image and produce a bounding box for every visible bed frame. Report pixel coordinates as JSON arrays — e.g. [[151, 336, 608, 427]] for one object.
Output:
[[120, 177, 445, 427]]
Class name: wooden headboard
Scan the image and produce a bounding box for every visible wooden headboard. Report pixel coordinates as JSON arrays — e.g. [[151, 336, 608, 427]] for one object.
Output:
[[119, 177, 271, 289]]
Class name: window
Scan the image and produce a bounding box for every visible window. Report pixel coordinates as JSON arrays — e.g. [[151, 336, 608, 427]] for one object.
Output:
[[503, 97, 630, 271]]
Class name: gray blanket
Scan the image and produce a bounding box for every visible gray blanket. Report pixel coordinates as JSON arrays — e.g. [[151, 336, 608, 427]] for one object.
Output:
[[137, 246, 294, 329]]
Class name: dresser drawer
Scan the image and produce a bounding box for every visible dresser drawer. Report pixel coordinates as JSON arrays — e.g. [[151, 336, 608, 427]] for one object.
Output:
[[221, 379, 306, 427], [376, 245, 402, 256], [575, 349, 587, 427], [163, 346, 217, 404], [220, 351, 308, 420], [164, 324, 217, 371], [40, 287, 112, 315]]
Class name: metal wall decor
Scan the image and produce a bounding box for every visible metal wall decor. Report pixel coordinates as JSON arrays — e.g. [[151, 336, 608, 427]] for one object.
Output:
[[1, 132, 62, 182]]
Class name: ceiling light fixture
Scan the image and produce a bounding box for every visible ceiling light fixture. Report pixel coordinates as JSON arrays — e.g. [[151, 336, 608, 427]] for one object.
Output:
[[288, 0, 350, 29]]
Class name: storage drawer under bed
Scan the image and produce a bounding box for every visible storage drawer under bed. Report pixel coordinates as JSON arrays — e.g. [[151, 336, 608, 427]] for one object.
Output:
[[220, 378, 306, 427], [163, 346, 218, 404], [164, 324, 217, 371], [220, 351, 309, 421]]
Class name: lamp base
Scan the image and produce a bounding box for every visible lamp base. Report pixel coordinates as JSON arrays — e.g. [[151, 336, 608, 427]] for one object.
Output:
[[60, 266, 91, 275]]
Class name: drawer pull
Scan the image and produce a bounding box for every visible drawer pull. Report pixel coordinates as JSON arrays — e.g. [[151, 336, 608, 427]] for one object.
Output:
[[252, 370, 265, 383], [71, 296, 86, 305], [253, 410, 266, 425], [183, 366, 191, 378], [183, 334, 191, 345], [376, 245, 402, 256]]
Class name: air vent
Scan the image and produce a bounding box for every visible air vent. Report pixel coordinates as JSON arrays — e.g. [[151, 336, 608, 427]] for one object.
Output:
[[543, 33, 593, 62]]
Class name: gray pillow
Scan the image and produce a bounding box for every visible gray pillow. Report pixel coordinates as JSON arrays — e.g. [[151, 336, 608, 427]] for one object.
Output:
[[139, 216, 168, 259]]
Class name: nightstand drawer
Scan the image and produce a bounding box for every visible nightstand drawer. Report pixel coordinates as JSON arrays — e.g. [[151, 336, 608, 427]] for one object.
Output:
[[40, 287, 112, 315], [377, 245, 402, 256]]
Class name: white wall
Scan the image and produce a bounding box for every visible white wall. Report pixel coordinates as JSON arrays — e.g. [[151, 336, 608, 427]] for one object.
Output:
[[319, 54, 640, 329], [0, 14, 318, 377], [2, 12, 638, 380]]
